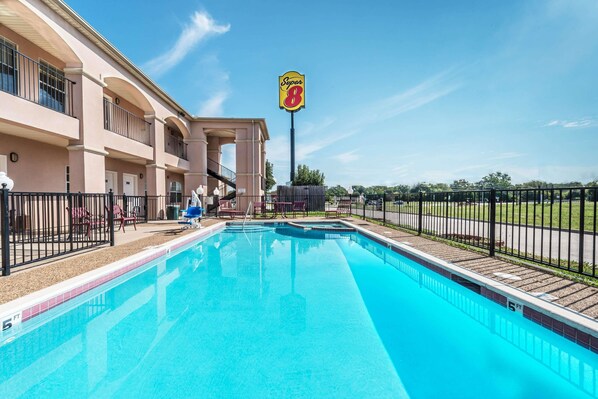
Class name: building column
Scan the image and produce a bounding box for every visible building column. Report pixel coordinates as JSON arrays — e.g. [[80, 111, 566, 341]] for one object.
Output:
[[146, 164, 166, 196], [235, 125, 263, 199], [64, 68, 107, 193], [184, 128, 208, 194]]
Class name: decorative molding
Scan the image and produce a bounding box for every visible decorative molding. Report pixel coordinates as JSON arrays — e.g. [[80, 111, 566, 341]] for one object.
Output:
[[63, 67, 107, 87], [184, 172, 208, 177], [184, 138, 208, 144], [66, 145, 109, 156], [146, 164, 167, 170]]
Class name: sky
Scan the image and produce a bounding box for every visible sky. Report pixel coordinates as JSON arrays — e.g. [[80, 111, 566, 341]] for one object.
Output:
[[67, 0, 598, 188]]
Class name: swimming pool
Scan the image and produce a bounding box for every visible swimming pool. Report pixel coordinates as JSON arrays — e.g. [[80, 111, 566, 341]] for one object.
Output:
[[0, 224, 597, 398]]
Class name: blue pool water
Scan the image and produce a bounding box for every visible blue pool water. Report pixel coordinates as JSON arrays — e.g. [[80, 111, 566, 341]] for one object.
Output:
[[1, 225, 597, 398]]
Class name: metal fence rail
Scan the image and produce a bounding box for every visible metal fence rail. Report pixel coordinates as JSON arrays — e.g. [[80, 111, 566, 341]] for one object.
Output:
[[1, 190, 114, 275], [0, 41, 75, 116], [353, 187, 598, 278], [103, 98, 151, 145]]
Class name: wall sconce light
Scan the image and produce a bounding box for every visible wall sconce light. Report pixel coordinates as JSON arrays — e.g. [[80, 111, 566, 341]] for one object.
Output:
[[178, 111, 185, 117], [139, 173, 144, 179], [115, 97, 121, 105], [9, 152, 18, 163], [213, 187, 220, 196]]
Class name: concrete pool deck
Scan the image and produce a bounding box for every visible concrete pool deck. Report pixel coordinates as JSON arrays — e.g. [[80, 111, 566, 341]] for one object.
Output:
[[1, 216, 597, 322]]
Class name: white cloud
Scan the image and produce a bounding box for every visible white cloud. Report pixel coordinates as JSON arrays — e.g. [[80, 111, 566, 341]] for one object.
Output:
[[361, 71, 461, 124], [332, 150, 360, 164], [544, 118, 596, 128], [198, 91, 229, 116], [143, 11, 230, 76]]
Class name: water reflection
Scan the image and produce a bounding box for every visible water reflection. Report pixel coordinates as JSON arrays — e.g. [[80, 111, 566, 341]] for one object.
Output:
[[348, 234, 598, 398]]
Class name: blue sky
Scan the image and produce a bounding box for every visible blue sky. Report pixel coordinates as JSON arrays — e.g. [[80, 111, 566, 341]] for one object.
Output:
[[68, 0, 598, 187]]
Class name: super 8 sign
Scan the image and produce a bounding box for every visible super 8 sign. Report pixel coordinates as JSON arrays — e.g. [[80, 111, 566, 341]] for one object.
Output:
[[279, 71, 305, 112]]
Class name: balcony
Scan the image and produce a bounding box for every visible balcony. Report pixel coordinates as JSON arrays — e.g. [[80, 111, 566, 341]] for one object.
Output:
[[0, 41, 75, 116], [103, 98, 151, 146], [164, 134, 188, 160]]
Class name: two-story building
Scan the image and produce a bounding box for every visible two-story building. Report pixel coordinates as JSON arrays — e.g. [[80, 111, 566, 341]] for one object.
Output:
[[0, 0, 268, 214]]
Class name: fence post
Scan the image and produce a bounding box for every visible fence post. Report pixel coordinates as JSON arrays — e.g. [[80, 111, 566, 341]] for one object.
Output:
[[418, 191, 423, 235], [144, 190, 149, 223], [579, 188, 585, 273], [1, 188, 10, 276], [362, 198, 366, 220], [445, 192, 450, 238], [383, 193, 386, 226], [489, 188, 496, 257], [109, 189, 115, 247], [68, 192, 74, 251], [123, 193, 128, 214]]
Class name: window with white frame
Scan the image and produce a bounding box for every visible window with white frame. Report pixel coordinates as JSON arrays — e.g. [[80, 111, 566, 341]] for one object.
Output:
[[169, 181, 182, 204], [39, 60, 66, 112], [0, 36, 18, 95]]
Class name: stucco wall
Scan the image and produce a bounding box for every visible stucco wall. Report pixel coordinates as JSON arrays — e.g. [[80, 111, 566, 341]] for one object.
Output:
[[0, 133, 68, 192]]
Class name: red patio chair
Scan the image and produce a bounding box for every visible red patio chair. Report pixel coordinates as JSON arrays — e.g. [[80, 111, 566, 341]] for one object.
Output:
[[112, 204, 137, 232]]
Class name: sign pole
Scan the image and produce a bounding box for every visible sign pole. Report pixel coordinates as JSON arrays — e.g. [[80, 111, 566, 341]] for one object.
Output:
[[290, 111, 295, 182], [279, 71, 305, 185]]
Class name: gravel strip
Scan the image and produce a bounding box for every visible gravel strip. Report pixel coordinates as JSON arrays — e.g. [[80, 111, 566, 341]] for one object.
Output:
[[0, 220, 221, 305]]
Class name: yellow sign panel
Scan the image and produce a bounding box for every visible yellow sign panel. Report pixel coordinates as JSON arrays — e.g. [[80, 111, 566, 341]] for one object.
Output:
[[279, 71, 305, 112]]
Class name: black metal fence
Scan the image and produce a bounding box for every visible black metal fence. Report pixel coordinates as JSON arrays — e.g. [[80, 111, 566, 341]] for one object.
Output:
[[350, 187, 598, 278], [1, 190, 115, 276]]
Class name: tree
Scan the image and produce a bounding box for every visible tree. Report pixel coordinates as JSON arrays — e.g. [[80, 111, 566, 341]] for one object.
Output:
[[326, 185, 348, 201], [451, 179, 474, 191], [352, 185, 366, 194], [264, 160, 276, 192], [478, 172, 512, 189], [292, 164, 325, 186]]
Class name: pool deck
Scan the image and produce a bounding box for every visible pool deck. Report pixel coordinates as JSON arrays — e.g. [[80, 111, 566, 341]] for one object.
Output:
[[1, 216, 597, 322]]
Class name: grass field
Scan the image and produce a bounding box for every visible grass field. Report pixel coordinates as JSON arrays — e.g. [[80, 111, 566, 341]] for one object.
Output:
[[365, 201, 598, 232]]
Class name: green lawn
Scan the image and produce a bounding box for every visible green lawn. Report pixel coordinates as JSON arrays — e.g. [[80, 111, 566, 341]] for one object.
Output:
[[373, 201, 598, 232]]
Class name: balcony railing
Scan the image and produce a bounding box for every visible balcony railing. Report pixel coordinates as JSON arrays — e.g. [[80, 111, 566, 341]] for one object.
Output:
[[103, 98, 151, 146], [0, 41, 75, 116], [164, 134, 188, 160]]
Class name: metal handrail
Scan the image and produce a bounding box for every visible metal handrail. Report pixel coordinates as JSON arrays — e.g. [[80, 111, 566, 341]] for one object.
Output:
[[103, 98, 151, 146], [207, 158, 236, 183], [0, 41, 75, 116], [164, 134, 188, 160]]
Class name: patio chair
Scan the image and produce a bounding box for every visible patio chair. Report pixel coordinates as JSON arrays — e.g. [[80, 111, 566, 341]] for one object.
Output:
[[111, 204, 137, 232], [178, 206, 203, 229], [218, 200, 245, 218], [67, 207, 106, 237], [325, 199, 352, 218], [292, 201, 307, 218]]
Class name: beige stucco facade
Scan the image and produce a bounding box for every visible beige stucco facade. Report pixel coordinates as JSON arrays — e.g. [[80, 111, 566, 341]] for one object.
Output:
[[0, 0, 268, 207]]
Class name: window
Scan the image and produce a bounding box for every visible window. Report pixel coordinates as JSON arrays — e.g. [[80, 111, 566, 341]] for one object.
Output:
[[169, 181, 182, 204], [0, 37, 18, 95], [39, 60, 66, 112]]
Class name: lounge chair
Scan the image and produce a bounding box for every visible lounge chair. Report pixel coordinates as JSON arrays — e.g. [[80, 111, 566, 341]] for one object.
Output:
[[179, 206, 203, 229], [325, 199, 352, 218]]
